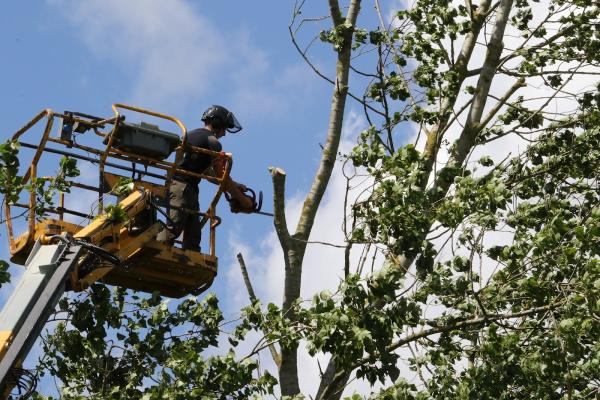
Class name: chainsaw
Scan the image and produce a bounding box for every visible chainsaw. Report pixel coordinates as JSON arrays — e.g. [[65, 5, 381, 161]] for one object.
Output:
[[225, 187, 273, 217]]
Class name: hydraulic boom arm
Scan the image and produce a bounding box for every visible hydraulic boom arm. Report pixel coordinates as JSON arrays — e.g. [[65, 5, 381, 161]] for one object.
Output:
[[0, 240, 84, 398]]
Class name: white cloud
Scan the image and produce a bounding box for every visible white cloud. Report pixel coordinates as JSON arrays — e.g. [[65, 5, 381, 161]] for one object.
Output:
[[48, 0, 321, 125], [48, 0, 246, 111]]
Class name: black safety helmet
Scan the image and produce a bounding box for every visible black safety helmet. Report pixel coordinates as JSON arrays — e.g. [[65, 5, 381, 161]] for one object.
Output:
[[201, 105, 242, 133]]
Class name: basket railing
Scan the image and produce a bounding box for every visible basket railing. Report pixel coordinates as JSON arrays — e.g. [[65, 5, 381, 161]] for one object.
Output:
[[5, 105, 230, 259]]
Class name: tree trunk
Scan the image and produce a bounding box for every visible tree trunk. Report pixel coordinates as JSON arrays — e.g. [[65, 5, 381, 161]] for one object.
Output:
[[316, 357, 347, 400], [439, 0, 515, 193], [275, 0, 362, 396], [420, 0, 493, 188]]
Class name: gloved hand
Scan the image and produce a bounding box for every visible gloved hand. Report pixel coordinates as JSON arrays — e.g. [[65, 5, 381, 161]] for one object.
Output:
[[212, 155, 227, 177], [229, 193, 255, 214]]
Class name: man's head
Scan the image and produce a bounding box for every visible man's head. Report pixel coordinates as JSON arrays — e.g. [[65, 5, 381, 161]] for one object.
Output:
[[201, 105, 242, 138]]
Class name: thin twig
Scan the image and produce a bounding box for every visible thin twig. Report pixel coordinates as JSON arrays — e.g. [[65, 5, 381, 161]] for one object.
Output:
[[237, 252, 282, 368]]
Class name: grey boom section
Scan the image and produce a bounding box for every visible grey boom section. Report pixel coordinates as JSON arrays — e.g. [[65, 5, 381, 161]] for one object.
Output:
[[0, 241, 83, 395]]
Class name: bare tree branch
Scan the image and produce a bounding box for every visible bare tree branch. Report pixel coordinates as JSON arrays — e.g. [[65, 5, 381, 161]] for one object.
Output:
[[328, 0, 343, 26], [477, 77, 526, 130], [237, 253, 282, 369], [269, 167, 291, 251], [289, 2, 385, 118], [295, 0, 362, 241]]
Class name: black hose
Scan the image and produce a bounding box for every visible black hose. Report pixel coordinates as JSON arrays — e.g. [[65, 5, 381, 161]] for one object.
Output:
[[51, 235, 120, 266], [7, 367, 37, 399], [71, 239, 120, 266]]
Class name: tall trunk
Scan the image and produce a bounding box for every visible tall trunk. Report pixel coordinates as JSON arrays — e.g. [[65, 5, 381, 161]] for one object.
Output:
[[439, 0, 515, 193], [316, 358, 346, 400], [275, 0, 362, 396], [278, 248, 304, 395]]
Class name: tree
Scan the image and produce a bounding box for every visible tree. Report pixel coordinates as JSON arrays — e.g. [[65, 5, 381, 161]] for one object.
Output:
[[261, 0, 600, 398], [7, 0, 600, 398], [260, 0, 600, 397]]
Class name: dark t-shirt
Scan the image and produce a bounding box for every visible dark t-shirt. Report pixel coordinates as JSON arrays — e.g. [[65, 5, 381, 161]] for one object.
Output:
[[175, 127, 222, 185]]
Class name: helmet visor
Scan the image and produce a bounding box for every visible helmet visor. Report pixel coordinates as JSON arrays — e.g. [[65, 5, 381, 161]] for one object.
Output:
[[226, 112, 242, 133]]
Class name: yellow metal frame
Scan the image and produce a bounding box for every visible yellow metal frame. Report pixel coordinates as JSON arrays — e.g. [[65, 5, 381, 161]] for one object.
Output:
[[4, 104, 231, 296]]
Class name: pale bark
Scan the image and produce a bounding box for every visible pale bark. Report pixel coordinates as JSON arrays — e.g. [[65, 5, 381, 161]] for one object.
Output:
[[316, 359, 346, 400], [439, 0, 515, 193], [270, 167, 291, 256], [237, 253, 281, 368], [420, 0, 493, 189], [270, 167, 300, 394], [274, 0, 362, 396], [478, 77, 525, 130]]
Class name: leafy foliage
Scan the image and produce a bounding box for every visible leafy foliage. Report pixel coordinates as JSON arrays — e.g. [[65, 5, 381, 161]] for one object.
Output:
[[0, 140, 80, 219], [0, 140, 22, 205], [35, 287, 275, 399], [29, 156, 80, 218], [110, 177, 134, 197], [329, 122, 600, 397], [0, 140, 80, 287], [0, 260, 10, 289], [102, 204, 128, 224]]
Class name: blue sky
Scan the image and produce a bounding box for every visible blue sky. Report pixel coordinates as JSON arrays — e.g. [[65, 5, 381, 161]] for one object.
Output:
[[0, 0, 401, 396], [0, 1, 344, 296]]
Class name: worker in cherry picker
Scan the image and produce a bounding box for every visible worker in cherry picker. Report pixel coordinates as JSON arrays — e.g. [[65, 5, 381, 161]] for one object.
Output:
[[156, 105, 254, 251]]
